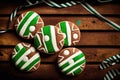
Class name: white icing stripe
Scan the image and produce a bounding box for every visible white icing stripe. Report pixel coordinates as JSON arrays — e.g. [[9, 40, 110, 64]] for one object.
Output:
[[20, 53, 40, 70], [62, 57, 85, 72], [108, 71, 114, 78], [12, 43, 24, 58], [42, 28, 48, 53], [105, 74, 111, 80], [19, 13, 38, 36], [27, 57, 40, 71], [36, 34, 42, 48], [15, 47, 34, 65], [59, 51, 82, 66], [50, 26, 59, 52], [17, 43, 24, 51], [17, 12, 29, 30], [66, 21, 71, 46], [67, 65, 81, 75]]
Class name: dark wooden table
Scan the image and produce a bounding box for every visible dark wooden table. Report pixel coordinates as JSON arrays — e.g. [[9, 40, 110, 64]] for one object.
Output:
[[0, 0, 120, 80]]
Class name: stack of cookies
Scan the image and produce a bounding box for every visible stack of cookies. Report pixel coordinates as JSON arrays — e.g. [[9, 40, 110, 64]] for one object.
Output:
[[12, 11, 86, 76]]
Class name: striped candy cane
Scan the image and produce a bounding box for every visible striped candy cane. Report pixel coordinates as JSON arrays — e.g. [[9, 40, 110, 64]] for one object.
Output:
[[0, 0, 120, 34], [26, 0, 120, 31], [99, 54, 120, 80], [104, 69, 120, 80], [99, 54, 120, 69], [0, 0, 41, 33]]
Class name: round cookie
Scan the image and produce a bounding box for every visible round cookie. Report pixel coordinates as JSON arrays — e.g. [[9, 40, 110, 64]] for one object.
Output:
[[15, 11, 44, 39], [56, 21, 80, 46], [58, 47, 86, 76], [34, 25, 65, 54], [12, 42, 41, 72]]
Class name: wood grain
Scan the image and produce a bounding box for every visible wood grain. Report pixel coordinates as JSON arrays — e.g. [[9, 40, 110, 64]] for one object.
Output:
[[0, 47, 120, 62], [0, 2, 120, 15], [0, 31, 120, 46], [0, 1, 120, 80], [0, 16, 120, 30], [0, 63, 120, 80]]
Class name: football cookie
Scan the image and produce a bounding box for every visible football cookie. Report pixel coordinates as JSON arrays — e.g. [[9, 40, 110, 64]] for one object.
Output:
[[56, 21, 80, 46], [34, 25, 65, 54], [15, 11, 44, 39], [12, 42, 41, 72], [58, 47, 86, 76]]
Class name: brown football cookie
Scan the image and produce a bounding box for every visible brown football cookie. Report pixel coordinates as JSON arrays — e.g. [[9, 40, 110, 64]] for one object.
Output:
[[58, 47, 86, 76], [15, 11, 44, 39], [56, 21, 80, 46], [12, 42, 41, 72], [34, 25, 65, 54]]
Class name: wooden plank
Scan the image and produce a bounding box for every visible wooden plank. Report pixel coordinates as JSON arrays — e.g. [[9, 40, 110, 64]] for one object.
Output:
[[0, 31, 120, 46], [0, 16, 120, 30], [0, 63, 120, 80], [0, 47, 120, 62], [0, 2, 120, 15]]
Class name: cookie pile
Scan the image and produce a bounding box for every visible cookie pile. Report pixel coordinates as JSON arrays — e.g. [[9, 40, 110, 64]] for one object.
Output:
[[12, 11, 86, 76]]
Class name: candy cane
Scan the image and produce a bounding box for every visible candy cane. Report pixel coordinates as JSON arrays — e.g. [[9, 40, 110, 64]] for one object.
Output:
[[0, 0, 120, 34], [99, 54, 120, 80], [99, 54, 120, 69], [104, 69, 120, 80]]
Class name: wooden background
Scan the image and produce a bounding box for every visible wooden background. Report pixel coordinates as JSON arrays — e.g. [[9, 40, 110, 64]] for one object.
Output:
[[0, 0, 120, 80]]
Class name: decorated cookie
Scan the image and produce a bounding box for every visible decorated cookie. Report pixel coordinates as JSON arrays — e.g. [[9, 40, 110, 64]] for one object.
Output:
[[58, 48, 86, 76], [56, 21, 80, 46], [34, 25, 65, 54], [12, 42, 41, 72], [15, 11, 44, 39]]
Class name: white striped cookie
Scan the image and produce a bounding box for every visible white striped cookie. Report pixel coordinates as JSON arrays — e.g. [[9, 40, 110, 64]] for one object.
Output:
[[56, 21, 81, 46], [58, 47, 86, 76], [12, 42, 41, 72], [15, 11, 44, 39], [34, 25, 65, 54]]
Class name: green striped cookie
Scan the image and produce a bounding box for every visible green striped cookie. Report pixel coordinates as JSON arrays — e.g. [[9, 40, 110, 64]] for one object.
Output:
[[34, 25, 64, 54], [15, 11, 44, 39], [58, 48, 86, 76], [12, 42, 41, 72], [56, 21, 80, 46]]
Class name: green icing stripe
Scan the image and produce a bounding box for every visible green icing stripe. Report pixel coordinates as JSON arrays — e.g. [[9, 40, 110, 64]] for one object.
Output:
[[15, 45, 20, 52], [60, 22, 69, 46], [24, 57, 40, 71], [64, 59, 86, 74], [23, 15, 39, 36], [34, 34, 41, 48], [17, 11, 34, 33], [73, 53, 84, 62], [60, 62, 69, 70], [60, 53, 84, 69], [17, 60, 26, 68], [73, 67, 82, 75], [13, 47, 27, 62], [42, 26, 55, 53]]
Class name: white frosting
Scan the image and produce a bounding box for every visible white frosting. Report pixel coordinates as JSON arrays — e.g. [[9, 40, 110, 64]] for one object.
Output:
[[20, 53, 40, 70], [30, 47, 35, 52], [62, 33, 66, 39], [19, 13, 38, 36], [59, 51, 82, 67], [15, 47, 34, 65], [50, 26, 59, 52], [66, 21, 71, 46], [64, 50, 70, 55], [23, 56, 29, 62], [69, 59, 74, 64], [30, 26, 35, 32], [73, 33, 78, 39], [44, 35, 50, 41], [62, 57, 85, 72]]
